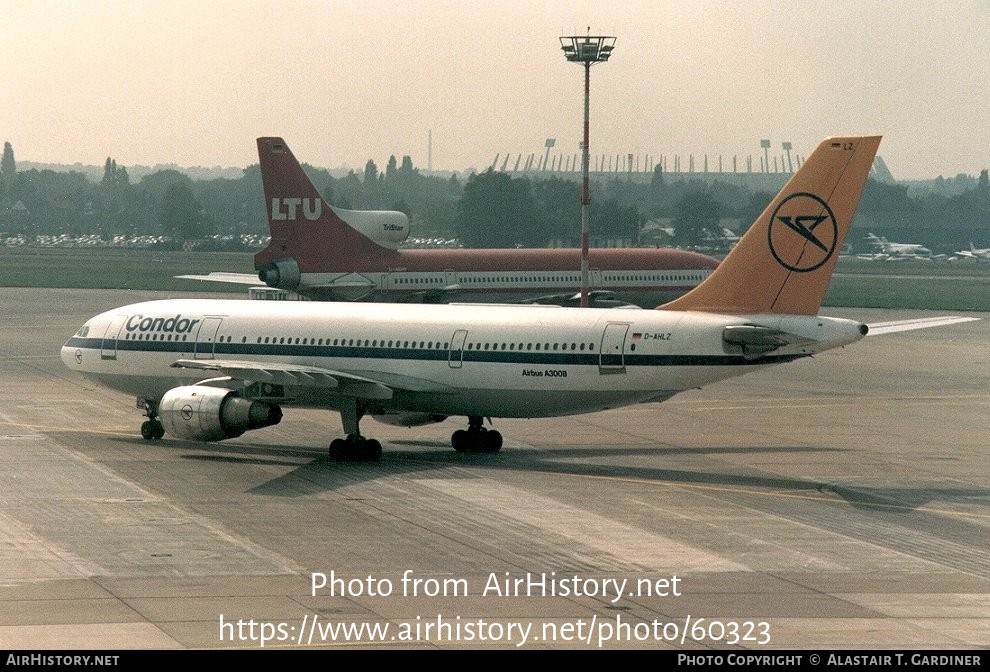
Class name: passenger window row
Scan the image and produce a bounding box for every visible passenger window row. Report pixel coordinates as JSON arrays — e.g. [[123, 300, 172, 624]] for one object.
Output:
[[253, 337, 451, 348], [123, 332, 601, 354], [466, 342, 594, 352], [124, 333, 190, 341]]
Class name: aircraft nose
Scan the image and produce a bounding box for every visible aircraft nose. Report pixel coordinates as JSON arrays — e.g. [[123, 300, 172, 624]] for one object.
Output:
[[60, 342, 79, 368], [61, 326, 88, 369]]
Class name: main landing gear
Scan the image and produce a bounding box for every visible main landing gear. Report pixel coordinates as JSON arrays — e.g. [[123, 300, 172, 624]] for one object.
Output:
[[451, 416, 502, 453], [329, 400, 383, 462], [329, 407, 503, 461], [329, 435, 383, 462]]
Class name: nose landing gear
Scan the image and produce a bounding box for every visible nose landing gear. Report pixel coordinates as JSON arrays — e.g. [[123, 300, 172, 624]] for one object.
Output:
[[138, 398, 165, 440]]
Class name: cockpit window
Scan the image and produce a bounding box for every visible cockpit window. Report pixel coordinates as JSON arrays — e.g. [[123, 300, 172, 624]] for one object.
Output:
[[76, 326, 89, 337]]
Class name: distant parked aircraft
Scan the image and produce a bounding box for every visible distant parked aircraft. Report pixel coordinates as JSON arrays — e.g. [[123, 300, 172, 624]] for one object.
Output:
[[864, 233, 935, 261], [953, 242, 990, 261], [181, 137, 719, 307]]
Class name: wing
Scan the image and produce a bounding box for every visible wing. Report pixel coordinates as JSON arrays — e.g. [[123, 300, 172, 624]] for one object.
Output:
[[170, 358, 455, 400], [866, 316, 981, 335]]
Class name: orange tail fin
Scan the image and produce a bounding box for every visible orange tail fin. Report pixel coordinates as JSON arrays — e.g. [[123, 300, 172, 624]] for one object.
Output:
[[659, 136, 881, 315]]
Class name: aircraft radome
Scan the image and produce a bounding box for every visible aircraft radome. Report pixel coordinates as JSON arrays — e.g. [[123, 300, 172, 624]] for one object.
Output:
[[180, 137, 719, 308], [65, 135, 979, 461]]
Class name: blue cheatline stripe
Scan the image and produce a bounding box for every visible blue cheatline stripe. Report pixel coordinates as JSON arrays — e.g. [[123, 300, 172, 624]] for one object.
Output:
[[65, 337, 804, 368]]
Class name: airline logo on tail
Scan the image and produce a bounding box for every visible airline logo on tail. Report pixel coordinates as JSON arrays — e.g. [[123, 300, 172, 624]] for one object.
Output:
[[768, 192, 837, 272], [271, 197, 323, 221], [659, 135, 881, 316]]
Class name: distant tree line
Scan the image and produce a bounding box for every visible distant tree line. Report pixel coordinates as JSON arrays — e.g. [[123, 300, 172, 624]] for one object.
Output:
[[1, 140, 988, 252]]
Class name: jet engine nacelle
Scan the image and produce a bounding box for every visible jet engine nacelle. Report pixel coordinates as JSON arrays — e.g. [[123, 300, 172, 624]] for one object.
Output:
[[336, 208, 410, 249], [159, 386, 282, 442], [372, 412, 448, 427], [257, 258, 301, 290]]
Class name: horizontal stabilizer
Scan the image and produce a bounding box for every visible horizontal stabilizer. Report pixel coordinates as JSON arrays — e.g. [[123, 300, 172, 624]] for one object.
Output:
[[176, 272, 261, 285], [866, 315, 981, 335]]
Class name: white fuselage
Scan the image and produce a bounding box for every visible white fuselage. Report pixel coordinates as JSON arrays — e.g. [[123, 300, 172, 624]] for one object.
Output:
[[61, 299, 866, 420]]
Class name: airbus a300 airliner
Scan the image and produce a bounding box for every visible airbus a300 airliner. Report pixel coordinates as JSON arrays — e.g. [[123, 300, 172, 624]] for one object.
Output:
[[183, 137, 719, 307], [63, 136, 978, 460]]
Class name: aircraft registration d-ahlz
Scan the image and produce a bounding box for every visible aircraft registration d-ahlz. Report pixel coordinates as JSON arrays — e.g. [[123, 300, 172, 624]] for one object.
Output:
[[181, 137, 719, 307], [63, 136, 979, 460]]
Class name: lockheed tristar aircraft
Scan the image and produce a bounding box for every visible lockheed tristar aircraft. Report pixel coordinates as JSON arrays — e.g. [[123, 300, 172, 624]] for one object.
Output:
[[182, 137, 719, 307], [63, 136, 979, 461]]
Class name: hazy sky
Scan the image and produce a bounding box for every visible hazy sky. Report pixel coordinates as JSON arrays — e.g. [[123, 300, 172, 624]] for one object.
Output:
[[3, 1, 988, 180]]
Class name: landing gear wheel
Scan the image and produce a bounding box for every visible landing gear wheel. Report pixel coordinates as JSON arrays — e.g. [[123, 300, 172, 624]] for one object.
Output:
[[141, 420, 164, 440], [366, 439, 383, 461], [329, 435, 383, 462], [484, 430, 503, 453], [329, 438, 347, 460], [450, 426, 502, 453]]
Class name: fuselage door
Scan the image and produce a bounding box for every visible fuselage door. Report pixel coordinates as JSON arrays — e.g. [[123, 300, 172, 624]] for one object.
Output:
[[599, 322, 629, 374], [194, 317, 223, 359], [448, 329, 468, 368], [100, 315, 128, 361]]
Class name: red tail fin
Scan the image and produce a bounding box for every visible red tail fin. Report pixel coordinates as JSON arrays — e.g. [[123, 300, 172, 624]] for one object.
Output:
[[659, 136, 881, 315], [253, 138, 408, 286]]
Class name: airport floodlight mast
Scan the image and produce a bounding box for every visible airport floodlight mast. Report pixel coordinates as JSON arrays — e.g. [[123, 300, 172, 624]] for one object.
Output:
[[560, 30, 615, 307]]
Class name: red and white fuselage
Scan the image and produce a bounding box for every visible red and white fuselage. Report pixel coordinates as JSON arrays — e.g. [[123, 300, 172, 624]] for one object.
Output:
[[250, 137, 718, 306]]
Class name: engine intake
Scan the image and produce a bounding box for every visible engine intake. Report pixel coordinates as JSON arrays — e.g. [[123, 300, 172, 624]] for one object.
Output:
[[159, 386, 282, 442]]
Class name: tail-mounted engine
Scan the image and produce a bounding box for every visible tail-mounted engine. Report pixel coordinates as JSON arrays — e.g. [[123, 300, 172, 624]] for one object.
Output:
[[159, 386, 282, 442], [257, 258, 301, 290]]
